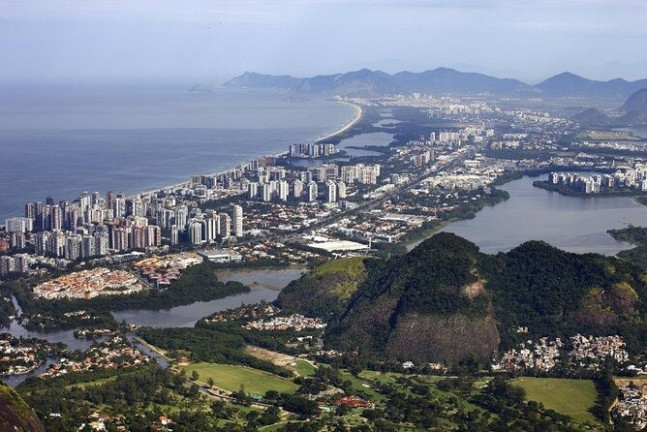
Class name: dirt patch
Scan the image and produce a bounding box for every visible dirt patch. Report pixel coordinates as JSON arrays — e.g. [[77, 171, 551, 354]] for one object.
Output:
[[245, 346, 297, 368], [461, 280, 485, 299]]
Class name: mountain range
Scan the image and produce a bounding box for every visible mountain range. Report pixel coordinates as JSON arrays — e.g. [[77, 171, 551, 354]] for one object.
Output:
[[222, 68, 647, 100]]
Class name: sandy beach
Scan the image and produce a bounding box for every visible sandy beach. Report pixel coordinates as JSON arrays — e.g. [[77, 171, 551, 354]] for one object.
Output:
[[315, 101, 363, 143]]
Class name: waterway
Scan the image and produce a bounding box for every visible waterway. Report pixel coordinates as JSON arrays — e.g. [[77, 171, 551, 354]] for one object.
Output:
[[337, 132, 393, 157], [629, 126, 647, 139], [216, 267, 307, 291], [2, 267, 303, 386], [439, 174, 647, 255]]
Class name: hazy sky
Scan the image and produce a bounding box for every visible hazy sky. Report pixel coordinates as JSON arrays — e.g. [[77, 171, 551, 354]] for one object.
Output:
[[1, 0, 646, 84]]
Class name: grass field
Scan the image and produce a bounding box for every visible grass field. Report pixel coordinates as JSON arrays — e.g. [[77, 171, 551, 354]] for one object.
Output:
[[292, 360, 316, 377], [181, 362, 298, 395], [513, 377, 599, 424]]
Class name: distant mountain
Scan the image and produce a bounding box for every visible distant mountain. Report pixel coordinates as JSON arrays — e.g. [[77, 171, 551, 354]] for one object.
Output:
[[571, 107, 610, 123], [222, 71, 303, 90], [221, 68, 647, 99], [536, 72, 647, 99], [223, 67, 527, 97], [296, 69, 401, 97], [310, 233, 647, 363], [622, 88, 647, 123], [393, 67, 531, 95]]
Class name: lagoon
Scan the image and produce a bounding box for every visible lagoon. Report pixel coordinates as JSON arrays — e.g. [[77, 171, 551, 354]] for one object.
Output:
[[440, 175, 647, 255]]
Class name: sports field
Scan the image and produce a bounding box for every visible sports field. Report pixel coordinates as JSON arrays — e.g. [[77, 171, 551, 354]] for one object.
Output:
[[181, 362, 298, 395], [513, 377, 599, 424]]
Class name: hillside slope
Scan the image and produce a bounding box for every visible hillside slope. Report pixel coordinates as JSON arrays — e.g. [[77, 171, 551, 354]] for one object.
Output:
[[324, 233, 647, 363], [276, 257, 370, 320], [0, 383, 45, 432], [326, 234, 500, 363], [622, 88, 647, 123]]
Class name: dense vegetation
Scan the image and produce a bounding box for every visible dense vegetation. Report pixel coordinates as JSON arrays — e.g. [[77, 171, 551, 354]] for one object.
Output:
[[276, 257, 369, 320], [0, 291, 16, 326], [325, 233, 500, 363], [321, 233, 647, 362], [609, 225, 647, 269], [486, 240, 647, 351], [17, 365, 252, 431], [137, 327, 293, 378]]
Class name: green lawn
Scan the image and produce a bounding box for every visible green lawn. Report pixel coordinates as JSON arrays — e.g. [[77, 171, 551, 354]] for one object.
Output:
[[311, 256, 366, 278], [292, 360, 316, 377], [513, 377, 599, 424], [181, 362, 298, 395]]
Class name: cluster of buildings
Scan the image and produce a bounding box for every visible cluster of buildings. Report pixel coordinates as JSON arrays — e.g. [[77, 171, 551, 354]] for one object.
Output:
[[245, 163, 379, 205], [0, 334, 56, 376], [33, 268, 145, 300], [616, 382, 647, 430], [4, 194, 164, 258], [569, 333, 629, 366], [133, 252, 202, 286], [244, 313, 327, 331], [289, 142, 338, 157], [0, 253, 30, 275], [202, 303, 278, 324], [39, 336, 151, 379], [494, 334, 630, 372], [547, 168, 647, 193], [495, 337, 564, 371]]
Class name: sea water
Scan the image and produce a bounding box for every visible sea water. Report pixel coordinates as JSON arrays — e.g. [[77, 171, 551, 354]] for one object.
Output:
[[0, 85, 356, 220]]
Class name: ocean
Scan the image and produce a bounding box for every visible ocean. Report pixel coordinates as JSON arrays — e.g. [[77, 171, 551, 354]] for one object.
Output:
[[0, 85, 355, 220]]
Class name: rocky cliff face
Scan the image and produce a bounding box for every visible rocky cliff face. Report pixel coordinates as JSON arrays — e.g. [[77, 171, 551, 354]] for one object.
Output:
[[0, 383, 45, 432]]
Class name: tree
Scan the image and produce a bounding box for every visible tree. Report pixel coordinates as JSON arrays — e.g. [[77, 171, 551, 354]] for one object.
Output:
[[191, 370, 200, 381]]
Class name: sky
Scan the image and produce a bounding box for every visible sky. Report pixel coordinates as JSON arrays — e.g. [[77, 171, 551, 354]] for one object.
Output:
[[0, 0, 646, 84]]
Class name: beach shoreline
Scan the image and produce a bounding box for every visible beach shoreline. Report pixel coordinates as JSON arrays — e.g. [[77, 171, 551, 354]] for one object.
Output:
[[3, 97, 364, 218], [133, 100, 363, 199], [315, 101, 363, 143]]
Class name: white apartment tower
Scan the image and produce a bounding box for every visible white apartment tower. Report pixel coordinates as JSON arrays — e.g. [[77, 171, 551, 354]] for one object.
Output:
[[307, 181, 318, 202], [292, 179, 303, 199], [232, 205, 243, 238], [325, 180, 337, 203]]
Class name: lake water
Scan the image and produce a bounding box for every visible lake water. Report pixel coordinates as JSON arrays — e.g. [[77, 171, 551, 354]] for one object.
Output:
[[338, 132, 393, 156], [216, 267, 307, 291], [0, 85, 356, 220], [629, 126, 647, 139], [439, 175, 647, 255], [112, 286, 279, 328], [113, 267, 307, 327]]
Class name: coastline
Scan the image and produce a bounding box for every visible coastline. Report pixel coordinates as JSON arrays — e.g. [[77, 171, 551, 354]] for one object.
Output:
[[135, 101, 363, 200], [315, 101, 363, 143], [2, 98, 363, 221]]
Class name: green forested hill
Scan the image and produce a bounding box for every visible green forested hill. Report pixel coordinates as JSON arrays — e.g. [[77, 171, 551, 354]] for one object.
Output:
[[325, 233, 499, 363], [318, 233, 647, 362], [275, 257, 370, 320], [487, 240, 647, 351]]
